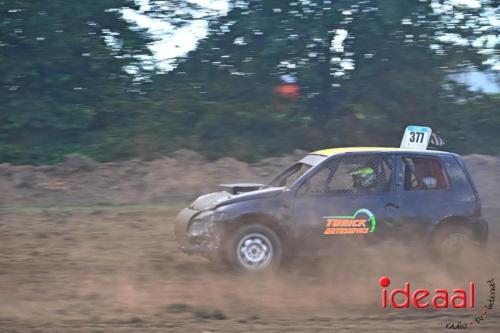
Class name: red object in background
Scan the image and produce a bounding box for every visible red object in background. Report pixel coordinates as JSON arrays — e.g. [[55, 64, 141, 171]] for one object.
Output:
[[275, 83, 300, 99]]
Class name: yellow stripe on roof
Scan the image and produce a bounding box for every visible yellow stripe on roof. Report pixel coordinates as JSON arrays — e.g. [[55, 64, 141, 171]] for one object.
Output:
[[312, 147, 402, 156]]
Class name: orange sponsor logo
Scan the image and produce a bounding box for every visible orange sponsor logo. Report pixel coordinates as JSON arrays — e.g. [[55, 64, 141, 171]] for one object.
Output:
[[323, 219, 370, 234], [324, 218, 369, 234], [323, 209, 377, 235], [325, 219, 367, 228]]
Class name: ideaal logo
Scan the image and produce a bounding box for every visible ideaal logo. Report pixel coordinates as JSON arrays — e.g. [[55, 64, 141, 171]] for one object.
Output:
[[379, 276, 475, 309], [379, 276, 496, 329], [323, 208, 376, 235]]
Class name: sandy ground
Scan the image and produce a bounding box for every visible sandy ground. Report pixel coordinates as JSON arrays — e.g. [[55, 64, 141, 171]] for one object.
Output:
[[0, 205, 498, 332]]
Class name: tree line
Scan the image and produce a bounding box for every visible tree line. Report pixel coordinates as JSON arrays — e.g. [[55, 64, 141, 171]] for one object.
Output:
[[0, 0, 498, 165]]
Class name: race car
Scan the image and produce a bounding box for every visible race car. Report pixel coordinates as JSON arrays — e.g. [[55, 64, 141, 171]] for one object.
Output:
[[175, 126, 488, 272]]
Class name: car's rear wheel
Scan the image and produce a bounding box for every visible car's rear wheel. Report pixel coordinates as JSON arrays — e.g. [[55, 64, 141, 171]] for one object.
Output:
[[226, 224, 282, 273], [432, 225, 476, 259]]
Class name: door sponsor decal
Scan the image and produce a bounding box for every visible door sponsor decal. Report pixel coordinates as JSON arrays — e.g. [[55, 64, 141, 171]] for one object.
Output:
[[323, 208, 377, 235]]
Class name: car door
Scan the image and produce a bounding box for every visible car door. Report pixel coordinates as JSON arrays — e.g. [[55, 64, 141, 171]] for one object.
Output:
[[290, 152, 400, 255], [396, 154, 454, 239]]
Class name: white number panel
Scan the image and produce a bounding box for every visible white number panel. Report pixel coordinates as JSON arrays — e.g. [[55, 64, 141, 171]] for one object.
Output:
[[400, 126, 432, 150]]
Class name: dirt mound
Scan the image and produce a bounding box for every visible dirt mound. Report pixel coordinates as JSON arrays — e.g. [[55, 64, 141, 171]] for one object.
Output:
[[463, 154, 500, 208], [0, 150, 498, 207], [0, 150, 307, 206]]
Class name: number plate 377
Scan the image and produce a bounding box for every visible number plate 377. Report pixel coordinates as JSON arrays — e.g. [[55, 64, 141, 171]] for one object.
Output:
[[400, 126, 432, 150]]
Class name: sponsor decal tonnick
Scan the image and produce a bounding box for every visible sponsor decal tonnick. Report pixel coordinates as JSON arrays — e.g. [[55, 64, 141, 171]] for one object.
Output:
[[323, 208, 376, 235]]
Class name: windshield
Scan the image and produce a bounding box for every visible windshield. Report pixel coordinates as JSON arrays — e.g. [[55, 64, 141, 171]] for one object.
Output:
[[269, 163, 312, 187], [269, 154, 327, 187]]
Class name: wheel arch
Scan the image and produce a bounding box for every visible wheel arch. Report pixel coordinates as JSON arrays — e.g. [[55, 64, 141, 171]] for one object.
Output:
[[224, 213, 289, 250], [430, 215, 482, 242]]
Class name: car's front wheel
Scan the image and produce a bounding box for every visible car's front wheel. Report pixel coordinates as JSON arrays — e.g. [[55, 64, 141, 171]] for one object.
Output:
[[226, 224, 282, 273]]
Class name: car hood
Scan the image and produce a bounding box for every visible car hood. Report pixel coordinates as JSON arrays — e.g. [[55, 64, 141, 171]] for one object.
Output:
[[190, 185, 284, 211]]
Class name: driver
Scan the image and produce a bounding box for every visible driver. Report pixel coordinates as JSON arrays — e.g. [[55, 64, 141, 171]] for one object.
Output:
[[350, 167, 377, 190]]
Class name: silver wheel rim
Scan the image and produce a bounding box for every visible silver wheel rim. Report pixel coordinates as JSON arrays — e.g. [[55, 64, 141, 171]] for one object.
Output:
[[441, 232, 467, 255], [237, 233, 273, 270]]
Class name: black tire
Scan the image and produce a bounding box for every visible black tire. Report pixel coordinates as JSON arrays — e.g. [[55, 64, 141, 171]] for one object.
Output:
[[225, 224, 283, 273], [432, 225, 476, 259]]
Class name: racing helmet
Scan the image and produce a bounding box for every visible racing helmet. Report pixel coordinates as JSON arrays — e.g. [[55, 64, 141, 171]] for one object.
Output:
[[350, 167, 376, 189]]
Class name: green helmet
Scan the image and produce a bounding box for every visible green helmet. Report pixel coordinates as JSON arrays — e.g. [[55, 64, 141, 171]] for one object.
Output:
[[350, 167, 376, 188]]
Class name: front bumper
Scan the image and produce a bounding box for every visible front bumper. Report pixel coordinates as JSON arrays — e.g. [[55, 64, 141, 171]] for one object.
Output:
[[174, 208, 222, 257]]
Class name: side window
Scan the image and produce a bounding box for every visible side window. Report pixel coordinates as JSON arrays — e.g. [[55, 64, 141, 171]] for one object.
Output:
[[402, 156, 449, 191], [329, 154, 393, 194], [442, 156, 474, 196], [300, 154, 393, 195], [300, 167, 332, 195]]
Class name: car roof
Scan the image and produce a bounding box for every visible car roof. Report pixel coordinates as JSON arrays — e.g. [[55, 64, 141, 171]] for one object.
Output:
[[311, 147, 454, 157]]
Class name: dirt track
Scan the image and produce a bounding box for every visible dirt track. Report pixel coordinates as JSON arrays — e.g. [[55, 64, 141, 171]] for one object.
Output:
[[0, 151, 499, 332], [0, 205, 498, 332]]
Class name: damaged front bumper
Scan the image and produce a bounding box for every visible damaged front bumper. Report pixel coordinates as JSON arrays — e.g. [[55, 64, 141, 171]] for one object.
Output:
[[175, 208, 225, 257]]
